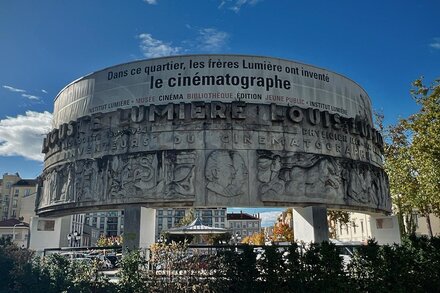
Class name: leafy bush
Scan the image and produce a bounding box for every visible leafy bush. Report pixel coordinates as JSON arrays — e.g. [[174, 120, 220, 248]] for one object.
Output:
[[1, 236, 440, 292]]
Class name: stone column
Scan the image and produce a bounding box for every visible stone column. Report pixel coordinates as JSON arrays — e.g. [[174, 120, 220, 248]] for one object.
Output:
[[293, 206, 329, 243], [123, 206, 156, 252]]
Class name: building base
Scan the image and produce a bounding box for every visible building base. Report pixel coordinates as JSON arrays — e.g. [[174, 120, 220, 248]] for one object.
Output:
[[293, 206, 329, 243]]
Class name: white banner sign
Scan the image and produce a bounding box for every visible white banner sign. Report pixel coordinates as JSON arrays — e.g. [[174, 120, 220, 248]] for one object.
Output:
[[53, 55, 372, 127]]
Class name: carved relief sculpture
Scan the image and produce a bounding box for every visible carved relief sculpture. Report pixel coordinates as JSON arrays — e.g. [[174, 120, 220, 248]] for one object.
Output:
[[258, 151, 389, 211], [205, 150, 248, 197], [164, 151, 196, 197]]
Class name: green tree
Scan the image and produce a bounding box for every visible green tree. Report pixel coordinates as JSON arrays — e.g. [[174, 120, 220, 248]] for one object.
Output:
[[177, 208, 195, 227], [384, 78, 440, 237], [327, 210, 350, 239], [205, 232, 232, 245], [405, 78, 440, 237]]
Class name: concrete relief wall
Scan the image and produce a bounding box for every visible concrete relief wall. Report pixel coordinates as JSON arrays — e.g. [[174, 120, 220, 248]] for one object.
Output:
[[37, 55, 390, 216]]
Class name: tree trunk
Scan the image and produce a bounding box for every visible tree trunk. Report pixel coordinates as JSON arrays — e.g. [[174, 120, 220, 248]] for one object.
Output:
[[425, 212, 433, 238]]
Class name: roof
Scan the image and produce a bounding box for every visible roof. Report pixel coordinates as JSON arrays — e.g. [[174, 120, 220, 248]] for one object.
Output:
[[227, 212, 260, 220], [13, 179, 37, 186], [0, 219, 29, 228], [166, 217, 228, 235]]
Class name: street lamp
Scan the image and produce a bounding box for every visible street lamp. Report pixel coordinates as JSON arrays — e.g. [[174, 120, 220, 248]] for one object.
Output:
[[157, 235, 165, 244], [12, 223, 22, 242], [67, 230, 81, 247], [234, 232, 241, 245]]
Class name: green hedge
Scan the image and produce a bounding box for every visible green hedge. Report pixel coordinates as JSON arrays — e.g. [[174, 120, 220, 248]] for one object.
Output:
[[1, 236, 439, 293]]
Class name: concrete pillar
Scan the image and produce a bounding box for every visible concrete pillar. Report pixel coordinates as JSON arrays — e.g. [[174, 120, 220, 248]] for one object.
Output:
[[293, 206, 329, 243], [123, 206, 156, 252]]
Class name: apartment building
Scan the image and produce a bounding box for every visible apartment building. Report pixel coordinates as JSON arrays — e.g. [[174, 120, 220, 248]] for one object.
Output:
[[84, 210, 124, 238], [227, 212, 262, 242], [0, 173, 37, 221]]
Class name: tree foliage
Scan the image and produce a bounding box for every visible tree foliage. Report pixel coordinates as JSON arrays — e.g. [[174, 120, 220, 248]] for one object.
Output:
[[2, 238, 440, 292], [205, 232, 232, 245], [242, 232, 265, 245], [384, 77, 440, 236], [327, 210, 350, 239], [272, 222, 294, 242], [96, 235, 123, 247], [177, 208, 195, 227]]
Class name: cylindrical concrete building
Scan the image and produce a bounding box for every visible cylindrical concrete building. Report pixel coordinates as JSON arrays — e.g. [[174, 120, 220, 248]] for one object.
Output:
[[37, 55, 390, 217]]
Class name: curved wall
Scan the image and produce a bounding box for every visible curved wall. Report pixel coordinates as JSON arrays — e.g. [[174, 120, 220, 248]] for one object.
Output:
[[37, 55, 390, 216]]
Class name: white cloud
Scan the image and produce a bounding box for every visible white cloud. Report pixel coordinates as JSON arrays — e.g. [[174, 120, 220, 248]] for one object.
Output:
[[138, 33, 181, 58], [197, 28, 230, 52], [143, 0, 157, 4], [259, 211, 282, 227], [219, 0, 262, 13], [41, 89, 48, 94], [0, 111, 52, 161], [2, 85, 26, 93], [21, 94, 41, 101], [429, 37, 440, 50]]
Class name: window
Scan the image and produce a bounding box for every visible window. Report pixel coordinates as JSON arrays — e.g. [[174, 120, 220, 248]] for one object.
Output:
[[11, 210, 16, 218], [1, 234, 13, 240], [175, 209, 185, 217], [360, 221, 364, 234], [202, 210, 212, 217], [14, 189, 19, 196], [12, 199, 18, 208], [376, 218, 393, 229], [352, 221, 357, 234], [158, 210, 163, 216], [37, 220, 55, 231], [24, 189, 31, 196]]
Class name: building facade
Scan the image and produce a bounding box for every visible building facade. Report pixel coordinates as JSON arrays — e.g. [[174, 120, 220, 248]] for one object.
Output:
[[335, 212, 401, 245], [227, 212, 262, 242], [0, 173, 37, 221], [0, 218, 30, 248], [84, 210, 124, 239], [29, 215, 71, 252]]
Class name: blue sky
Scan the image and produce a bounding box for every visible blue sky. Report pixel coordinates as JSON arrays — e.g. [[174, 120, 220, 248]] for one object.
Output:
[[0, 0, 439, 224]]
